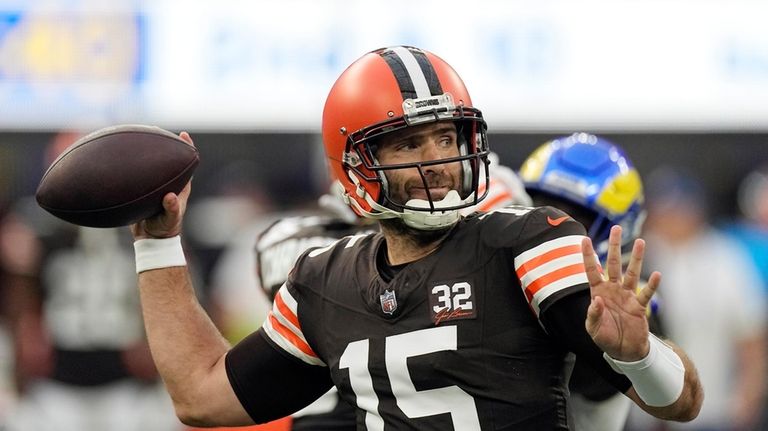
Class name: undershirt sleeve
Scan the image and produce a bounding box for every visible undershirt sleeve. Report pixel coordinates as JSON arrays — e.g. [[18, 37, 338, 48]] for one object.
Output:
[[538, 290, 632, 394], [225, 328, 335, 424]]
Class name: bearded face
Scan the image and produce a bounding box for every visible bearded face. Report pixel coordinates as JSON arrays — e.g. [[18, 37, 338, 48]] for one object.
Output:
[[374, 121, 463, 207]]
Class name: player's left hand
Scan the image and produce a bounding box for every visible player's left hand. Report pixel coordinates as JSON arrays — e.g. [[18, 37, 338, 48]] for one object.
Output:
[[582, 225, 661, 362]]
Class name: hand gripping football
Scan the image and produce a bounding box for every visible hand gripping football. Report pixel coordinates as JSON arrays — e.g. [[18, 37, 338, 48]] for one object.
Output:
[[36, 124, 200, 228]]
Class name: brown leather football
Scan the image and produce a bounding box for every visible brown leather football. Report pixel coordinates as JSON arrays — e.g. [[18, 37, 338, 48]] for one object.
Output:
[[36, 124, 199, 228]]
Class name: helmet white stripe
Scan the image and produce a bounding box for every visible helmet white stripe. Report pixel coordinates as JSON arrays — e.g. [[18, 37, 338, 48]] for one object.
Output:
[[390, 46, 431, 99]]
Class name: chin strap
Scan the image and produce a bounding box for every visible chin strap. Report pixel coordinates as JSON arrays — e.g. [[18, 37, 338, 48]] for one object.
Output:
[[343, 171, 465, 231], [401, 190, 463, 230]]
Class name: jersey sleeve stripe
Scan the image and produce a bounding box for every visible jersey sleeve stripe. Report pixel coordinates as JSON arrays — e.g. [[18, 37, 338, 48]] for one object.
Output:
[[523, 262, 586, 301], [268, 312, 315, 357], [530, 273, 590, 316], [514, 235, 585, 270], [514, 235, 589, 314], [276, 286, 299, 313], [515, 244, 582, 279], [264, 312, 324, 365], [517, 253, 584, 288], [274, 290, 301, 330], [261, 285, 324, 366]]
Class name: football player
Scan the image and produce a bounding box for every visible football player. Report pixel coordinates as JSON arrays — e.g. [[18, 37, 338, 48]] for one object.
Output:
[[519, 133, 656, 431], [130, 46, 702, 429], [254, 160, 532, 430]]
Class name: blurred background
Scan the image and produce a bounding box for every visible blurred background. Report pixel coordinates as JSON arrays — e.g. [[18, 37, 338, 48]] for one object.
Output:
[[0, 1, 767, 430]]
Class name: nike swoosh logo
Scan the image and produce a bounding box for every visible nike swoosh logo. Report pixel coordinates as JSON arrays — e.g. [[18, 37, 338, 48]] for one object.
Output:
[[547, 215, 570, 226]]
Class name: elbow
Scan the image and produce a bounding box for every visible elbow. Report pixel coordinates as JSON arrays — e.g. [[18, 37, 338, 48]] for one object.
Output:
[[677, 385, 704, 422], [671, 403, 701, 423], [660, 381, 704, 423], [170, 389, 253, 428], [677, 409, 700, 423], [171, 394, 221, 427], [631, 378, 704, 423], [174, 402, 213, 427]]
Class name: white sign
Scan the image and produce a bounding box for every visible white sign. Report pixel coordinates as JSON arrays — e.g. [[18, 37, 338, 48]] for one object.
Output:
[[2, 0, 768, 131]]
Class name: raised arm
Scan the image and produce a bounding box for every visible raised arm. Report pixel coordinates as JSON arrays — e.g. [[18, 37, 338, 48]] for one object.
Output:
[[582, 225, 703, 421], [131, 132, 252, 426]]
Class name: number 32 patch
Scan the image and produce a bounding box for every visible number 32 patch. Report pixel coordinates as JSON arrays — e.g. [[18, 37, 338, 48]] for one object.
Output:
[[429, 281, 477, 325]]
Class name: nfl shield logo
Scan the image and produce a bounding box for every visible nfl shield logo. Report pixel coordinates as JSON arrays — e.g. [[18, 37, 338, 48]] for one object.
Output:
[[380, 289, 397, 315]]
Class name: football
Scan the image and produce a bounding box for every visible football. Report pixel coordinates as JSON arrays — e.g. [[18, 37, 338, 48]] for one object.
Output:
[[36, 124, 200, 228]]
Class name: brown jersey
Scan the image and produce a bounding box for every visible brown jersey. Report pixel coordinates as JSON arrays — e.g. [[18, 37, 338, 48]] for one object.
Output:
[[243, 206, 628, 430]]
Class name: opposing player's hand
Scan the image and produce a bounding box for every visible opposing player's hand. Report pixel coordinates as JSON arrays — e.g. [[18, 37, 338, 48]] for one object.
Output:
[[131, 131, 194, 240], [582, 225, 661, 361]]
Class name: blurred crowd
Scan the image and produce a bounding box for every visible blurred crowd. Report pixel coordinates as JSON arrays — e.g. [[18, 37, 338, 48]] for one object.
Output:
[[0, 131, 767, 431]]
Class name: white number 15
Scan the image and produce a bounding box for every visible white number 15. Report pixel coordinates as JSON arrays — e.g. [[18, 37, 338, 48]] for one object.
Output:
[[339, 326, 481, 430]]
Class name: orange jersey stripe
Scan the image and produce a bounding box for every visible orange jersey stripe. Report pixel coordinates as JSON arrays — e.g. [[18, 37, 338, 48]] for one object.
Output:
[[268, 312, 318, 358], [524, 263, 586, 301], [516, 244, 582, 280], [274, 291, 300, 330]]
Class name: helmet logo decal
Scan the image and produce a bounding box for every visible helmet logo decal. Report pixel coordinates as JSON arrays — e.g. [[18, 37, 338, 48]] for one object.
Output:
[[403, 94, 456, 125], [595, 169, 643, 215]]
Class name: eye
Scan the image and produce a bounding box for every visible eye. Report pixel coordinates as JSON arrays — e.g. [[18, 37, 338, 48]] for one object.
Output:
[[439, 135, 455, 147]]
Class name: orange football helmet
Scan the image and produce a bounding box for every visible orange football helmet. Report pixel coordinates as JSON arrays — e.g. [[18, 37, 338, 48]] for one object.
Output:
[[322, 46, 490, 230]]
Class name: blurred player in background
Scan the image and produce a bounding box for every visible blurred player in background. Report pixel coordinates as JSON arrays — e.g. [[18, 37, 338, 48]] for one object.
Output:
[[726, 166, 768, 430], [638, 168, 766, 431], [727, 165, 768, 298], [519, 133, 654, 431], [0, 178, 16, 429], [0, 132, 181, 431], [460, 151, 532, 213]]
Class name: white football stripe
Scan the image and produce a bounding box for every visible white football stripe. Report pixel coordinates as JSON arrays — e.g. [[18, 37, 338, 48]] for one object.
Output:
[[514, 235, 585, 270], [530, 273, 589, 316], [271, 302, 305, 343], [277, 285, 299, 314], [263, 318, 326, 366], [517, 253, 584, 288]]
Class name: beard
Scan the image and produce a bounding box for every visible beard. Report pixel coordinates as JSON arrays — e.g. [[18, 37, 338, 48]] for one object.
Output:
[[386, 164, 463, 207], [379, 217, 453, 247]]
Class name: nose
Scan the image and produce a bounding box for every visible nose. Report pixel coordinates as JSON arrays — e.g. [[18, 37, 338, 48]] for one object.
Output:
[[421, 139, 451, 173], [422, 138, 443, 158]]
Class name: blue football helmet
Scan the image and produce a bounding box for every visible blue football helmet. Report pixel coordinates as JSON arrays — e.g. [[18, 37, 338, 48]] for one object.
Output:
[[519, 133, 646, 261]]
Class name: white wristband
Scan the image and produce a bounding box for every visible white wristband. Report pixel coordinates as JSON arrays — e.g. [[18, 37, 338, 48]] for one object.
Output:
[[134, 236, 187, 273], [603, 334, 685, 407]]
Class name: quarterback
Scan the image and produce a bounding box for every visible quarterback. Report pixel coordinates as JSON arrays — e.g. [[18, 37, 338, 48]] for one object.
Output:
[[130, 46, 702, 430]]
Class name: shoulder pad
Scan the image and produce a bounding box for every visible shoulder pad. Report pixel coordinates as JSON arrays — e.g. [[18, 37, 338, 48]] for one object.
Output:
[[476, 205, 587, 250]]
